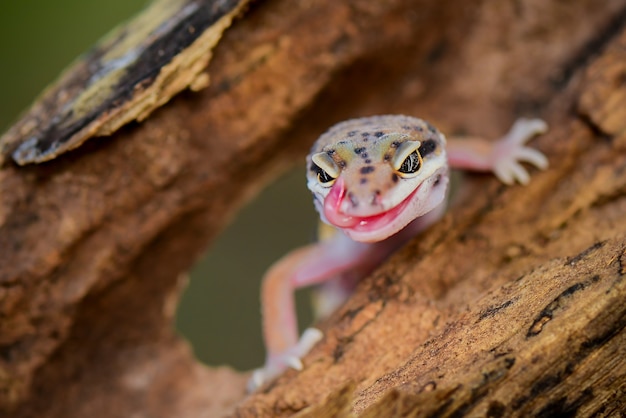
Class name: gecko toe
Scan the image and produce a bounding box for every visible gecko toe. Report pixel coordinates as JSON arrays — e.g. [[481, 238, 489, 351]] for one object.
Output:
[[248, 328, 324, 392], [515, 147, 549, 170], [505, 118, 549, 144]]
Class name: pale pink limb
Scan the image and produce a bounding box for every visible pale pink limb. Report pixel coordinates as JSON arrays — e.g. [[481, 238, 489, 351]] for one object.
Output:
[[447, 118, 548, 185], [249, 233, 375, 390]]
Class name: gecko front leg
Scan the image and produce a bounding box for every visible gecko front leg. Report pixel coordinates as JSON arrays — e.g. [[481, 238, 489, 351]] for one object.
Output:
[[249, 232, 387, 391], [447, 118, 548, 184]]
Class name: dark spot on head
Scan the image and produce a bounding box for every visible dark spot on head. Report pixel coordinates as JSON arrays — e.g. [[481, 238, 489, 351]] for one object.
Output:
[[384, 153, 391, 162], [391, 173, 399, 183], [360, 166, 375, 174], [365, 159, 372, 164], [361, 152, 369, 159], [419, 139, 437, 157], [375, 131, 384, 137], [347, 130, 357, 137], [360, 178, 368, 184], [402, 125, 411, 130], [338, 160, 347, 169], [354, 147, 365, 154], [426, 122, 437, 134], [433, 174, 442, 186], [413, 125, 424, 132], [326, 149, 335, 155], [361, 132, 369, 137], [391, 141, 400, 148], [337, 140, 348, 146]]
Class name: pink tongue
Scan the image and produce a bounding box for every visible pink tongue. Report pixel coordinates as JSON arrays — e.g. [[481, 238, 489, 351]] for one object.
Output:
[[323, 178, 361, 228]]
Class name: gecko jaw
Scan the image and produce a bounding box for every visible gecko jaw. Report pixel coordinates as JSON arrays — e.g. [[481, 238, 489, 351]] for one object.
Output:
[[323, 179, 423, 242]]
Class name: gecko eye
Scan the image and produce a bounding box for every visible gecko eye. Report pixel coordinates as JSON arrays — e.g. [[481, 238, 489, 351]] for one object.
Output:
[[314, 164, 336, 185], [392, 140, 423, 178], [311, 152, 339, 187], [398, 151, 422, 174]]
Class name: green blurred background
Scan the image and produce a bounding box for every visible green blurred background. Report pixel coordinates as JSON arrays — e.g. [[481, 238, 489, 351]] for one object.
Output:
[[0, 0, 317, 370]]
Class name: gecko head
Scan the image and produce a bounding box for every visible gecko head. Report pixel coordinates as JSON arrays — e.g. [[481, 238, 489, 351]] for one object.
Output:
[[306, 115, 450, 243]]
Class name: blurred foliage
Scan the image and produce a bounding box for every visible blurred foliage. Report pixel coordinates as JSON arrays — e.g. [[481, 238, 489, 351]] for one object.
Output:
[[0, 0, 317, 371]]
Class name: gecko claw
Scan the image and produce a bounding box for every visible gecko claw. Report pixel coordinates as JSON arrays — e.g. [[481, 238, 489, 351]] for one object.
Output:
[[296, 328, 324, 356], [492, 118, 549, 185], [285, 356, 304, 371], [505, 118, 548, 144], [249, 369, 266, 392], [247, 328, 324, 392]]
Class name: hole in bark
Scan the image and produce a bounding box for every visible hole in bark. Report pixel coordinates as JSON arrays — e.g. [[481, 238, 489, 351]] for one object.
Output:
[[175, 166, 317, 370]]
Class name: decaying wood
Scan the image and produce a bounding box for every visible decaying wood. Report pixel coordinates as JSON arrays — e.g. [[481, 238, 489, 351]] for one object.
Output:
[[0, 0, 625, 417], [0, 0, 249, 165]]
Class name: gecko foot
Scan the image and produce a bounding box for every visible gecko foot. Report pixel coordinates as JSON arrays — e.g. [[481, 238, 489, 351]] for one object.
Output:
[[248, 328, 324, 392], [492, 118, 549, 185]]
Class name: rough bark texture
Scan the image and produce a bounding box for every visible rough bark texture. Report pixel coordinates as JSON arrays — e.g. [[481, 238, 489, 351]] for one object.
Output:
[[1, 0, 625, 417]]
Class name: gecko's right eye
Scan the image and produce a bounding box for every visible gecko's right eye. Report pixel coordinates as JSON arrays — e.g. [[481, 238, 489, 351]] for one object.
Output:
[[311, 152, 340, 187], [314, 165, 336, 185]]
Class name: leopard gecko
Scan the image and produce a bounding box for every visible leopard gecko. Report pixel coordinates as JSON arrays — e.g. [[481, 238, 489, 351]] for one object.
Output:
[[249, 115, 548, 390]]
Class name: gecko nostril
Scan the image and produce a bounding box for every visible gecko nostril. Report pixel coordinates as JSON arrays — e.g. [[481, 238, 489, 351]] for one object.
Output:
[[371, 190, 381, 205], [347, 191, 359, 207]]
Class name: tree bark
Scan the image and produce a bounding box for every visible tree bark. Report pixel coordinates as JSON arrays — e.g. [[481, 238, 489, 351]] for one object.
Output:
[[0, 0, 625, 417]]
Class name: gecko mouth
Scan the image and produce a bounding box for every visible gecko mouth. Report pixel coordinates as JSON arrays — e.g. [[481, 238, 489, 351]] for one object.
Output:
[[324, 182, 421, 233]]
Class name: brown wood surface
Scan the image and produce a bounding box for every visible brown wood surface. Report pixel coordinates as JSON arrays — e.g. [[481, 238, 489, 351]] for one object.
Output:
[[0, 0, 625, 417]]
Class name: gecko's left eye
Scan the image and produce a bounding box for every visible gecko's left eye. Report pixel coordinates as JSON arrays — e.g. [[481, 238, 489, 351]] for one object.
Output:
[[311, 152, 340, 187], [393, 140, 423, 178]]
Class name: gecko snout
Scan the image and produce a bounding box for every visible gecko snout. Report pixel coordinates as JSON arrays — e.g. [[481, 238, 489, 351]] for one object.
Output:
[[345, 189, 385, 213], [340, 189, 384, 214]]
